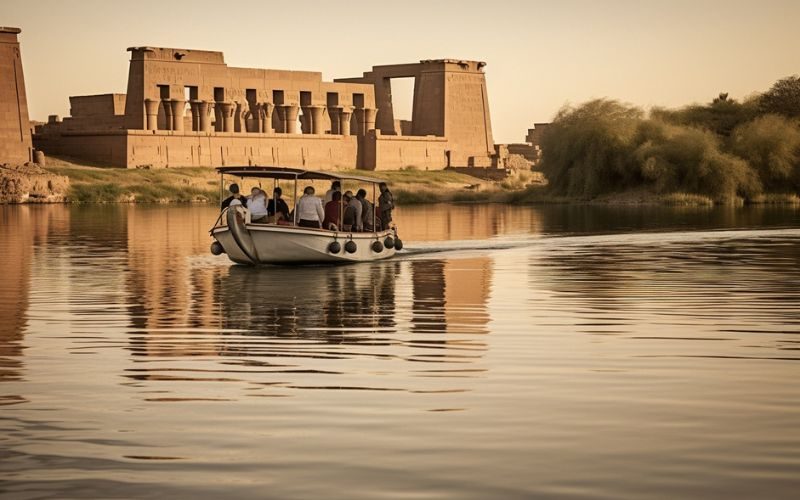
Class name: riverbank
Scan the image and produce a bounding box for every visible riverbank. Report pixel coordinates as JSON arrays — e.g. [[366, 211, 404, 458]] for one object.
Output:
[[41, 157, 542, 204], [10, 156, 800, 207]]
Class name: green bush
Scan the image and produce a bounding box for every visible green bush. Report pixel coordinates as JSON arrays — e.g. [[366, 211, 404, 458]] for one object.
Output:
[[730, 114, 800, 190], [634, 121, 762, 199], [539, 99, 643, 198]]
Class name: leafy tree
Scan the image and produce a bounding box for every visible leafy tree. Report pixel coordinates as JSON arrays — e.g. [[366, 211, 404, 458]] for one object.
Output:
[[652, 94, 758, 137], [539, 99, 642, 198], [731, 114, 800, 190], [759, 75, 800, 117], [634, 120, 761, 199]]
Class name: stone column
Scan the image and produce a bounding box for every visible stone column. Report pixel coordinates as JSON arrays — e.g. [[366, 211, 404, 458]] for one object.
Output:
[[214, 102, 224, 132], [328, 106, 341, 135], [199, 100, 211, 132], [300, 106, 311, 134], [250, 103, 262, 133], [275, 105, 286, 133], [169, 99, 186, 132], [353, 107, 365, 136], [234, 101, 248, 133], [162, 99, 173, 131], [144, 99, 160, 131], [189, 100, 201, 131], [261, 102, 274, 133], [282, 104, 300, 134], [219, 102, 235, 132], [339, 106, 353, 137], [309, 105, 325, 135], [364, 107, 378, 133]]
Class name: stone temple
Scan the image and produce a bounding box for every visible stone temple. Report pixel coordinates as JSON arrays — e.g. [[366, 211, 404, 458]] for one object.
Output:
[[0, 27, 32, 164], [35, 46, 498, 170]]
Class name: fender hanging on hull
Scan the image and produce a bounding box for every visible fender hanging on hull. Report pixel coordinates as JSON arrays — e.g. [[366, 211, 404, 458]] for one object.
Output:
[[226, 208, 260, 265]]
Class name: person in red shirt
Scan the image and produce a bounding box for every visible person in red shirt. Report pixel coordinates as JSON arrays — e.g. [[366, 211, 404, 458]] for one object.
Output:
[[322, 191, 343, 230]]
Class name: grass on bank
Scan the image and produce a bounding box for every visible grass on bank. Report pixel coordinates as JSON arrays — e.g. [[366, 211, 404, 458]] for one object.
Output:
[[45, 158, 219, 203], [44, 158, 534, 204]]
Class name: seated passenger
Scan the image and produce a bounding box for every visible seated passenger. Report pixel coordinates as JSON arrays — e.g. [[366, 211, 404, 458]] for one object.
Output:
[[347, 189, 367, 231], [295, 185, 324, 228], [341, 191, 355, 231], [221, 183, 247, 209], [324, 180, 341, 204], [356, 188, 375, 231], [267, 187, 290, 222], [378, 182, 394, 230], [247, 187, 269, 223], [323, 191, 343, 230]]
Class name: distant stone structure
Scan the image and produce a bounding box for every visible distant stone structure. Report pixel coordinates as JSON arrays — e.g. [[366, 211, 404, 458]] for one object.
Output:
[[0, 27, 68, 203], [0, 27, 32, 164], [35, 46, 498, 170], [500, 122, 551, 167]]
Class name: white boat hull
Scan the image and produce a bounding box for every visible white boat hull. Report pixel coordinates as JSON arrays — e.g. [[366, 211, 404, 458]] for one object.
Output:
[[212, 223, 398, 264]]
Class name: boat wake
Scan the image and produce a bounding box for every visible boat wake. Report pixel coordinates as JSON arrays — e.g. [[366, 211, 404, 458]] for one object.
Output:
[[397, 227, 800, 259]]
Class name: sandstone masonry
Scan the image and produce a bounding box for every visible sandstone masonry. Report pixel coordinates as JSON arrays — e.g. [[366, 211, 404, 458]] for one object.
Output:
[[34, 46, 498, 171]]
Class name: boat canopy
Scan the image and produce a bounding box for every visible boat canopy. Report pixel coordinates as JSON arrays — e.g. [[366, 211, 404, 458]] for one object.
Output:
[[216, 166, 387, 184]]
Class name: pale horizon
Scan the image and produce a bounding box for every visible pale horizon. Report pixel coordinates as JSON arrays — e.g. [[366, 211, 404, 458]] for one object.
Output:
[[5, 0, 799, 143]]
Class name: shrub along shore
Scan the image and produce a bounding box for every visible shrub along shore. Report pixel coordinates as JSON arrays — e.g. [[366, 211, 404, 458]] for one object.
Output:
[[531, 75, 800, 205]]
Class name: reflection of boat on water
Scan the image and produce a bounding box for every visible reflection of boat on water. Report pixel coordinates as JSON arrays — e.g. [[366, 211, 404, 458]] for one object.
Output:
[[220, 262, 401, 337], [209, 167, 403, 265]]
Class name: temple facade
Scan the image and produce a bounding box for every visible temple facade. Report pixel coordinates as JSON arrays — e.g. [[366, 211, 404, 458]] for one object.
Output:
[[34, 46, 497, 170], [0, 27, 32, 164]]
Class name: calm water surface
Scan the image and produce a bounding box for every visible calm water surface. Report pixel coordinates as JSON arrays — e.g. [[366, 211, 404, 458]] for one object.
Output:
[[1, 203, 799, 499]]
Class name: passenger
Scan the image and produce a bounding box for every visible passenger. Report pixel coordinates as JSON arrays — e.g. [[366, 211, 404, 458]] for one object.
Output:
[[221, 183, 247, 209], [378, 182, 394, 230], [347, 189, 366, 231], [324, 180, 341, 204], [267, 187, 290, 222], [248, 187, 269, 223], [357, 188, 375, 231], [323, 191, 343, 230], [295, 185, 325, 228], [341, 191, 356, 231]]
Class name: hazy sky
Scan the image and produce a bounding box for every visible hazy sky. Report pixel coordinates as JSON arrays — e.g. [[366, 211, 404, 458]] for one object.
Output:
[[5, 0, 799, 142]]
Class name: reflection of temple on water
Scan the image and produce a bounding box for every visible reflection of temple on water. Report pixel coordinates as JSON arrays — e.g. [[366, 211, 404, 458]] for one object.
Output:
[[126, 206, 218, 332], [395, 204, 543, 241], [410, 257, 492, 336], [0, 206, 71, 385]]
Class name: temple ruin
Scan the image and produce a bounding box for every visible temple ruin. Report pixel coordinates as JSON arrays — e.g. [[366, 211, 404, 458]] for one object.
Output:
[[35, 46, 498, 170], [0, 27, 32, 164]]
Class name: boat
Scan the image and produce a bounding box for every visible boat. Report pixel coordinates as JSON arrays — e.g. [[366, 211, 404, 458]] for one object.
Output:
[[209, 166, 403, 265]]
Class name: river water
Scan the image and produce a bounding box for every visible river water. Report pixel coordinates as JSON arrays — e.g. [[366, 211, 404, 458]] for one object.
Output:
[[1, 203, 799, 499]]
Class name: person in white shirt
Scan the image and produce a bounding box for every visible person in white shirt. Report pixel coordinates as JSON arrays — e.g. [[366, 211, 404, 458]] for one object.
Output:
[[324, 180, 341, 204], [295, 186, 324, 228], [247, 187, 269, 223]]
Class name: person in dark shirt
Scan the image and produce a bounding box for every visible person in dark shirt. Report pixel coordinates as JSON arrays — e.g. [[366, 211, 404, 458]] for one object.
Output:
[[221, 183, 247, 209], [378, 182, 394, 230], [357, 188, 375, 231], [267, 186, 291, 222], [322, 191, 343, 230]]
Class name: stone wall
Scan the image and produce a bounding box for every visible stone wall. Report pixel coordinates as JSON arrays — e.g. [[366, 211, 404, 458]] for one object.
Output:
[[0, 27, 32, 164], [36, 130, 362, 169], [34, 46, 501, 171], [365, 132, 448, 171]]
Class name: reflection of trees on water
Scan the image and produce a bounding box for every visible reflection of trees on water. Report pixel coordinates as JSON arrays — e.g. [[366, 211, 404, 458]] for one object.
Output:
[[532, 235, 800, 329], [533, 205, 800, 234]]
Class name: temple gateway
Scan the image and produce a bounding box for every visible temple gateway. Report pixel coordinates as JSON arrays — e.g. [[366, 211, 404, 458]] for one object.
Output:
[[35, 46, 499, 171]]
